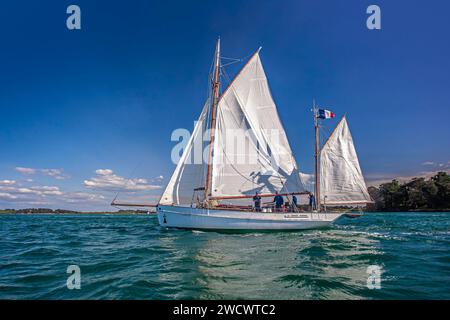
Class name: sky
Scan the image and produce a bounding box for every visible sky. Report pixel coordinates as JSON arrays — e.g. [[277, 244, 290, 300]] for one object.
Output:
[[0, 0, 449, 211]]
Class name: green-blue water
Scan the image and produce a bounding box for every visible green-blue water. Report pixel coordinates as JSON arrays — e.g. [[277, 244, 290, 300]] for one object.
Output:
[[0, 212, 449, 299]]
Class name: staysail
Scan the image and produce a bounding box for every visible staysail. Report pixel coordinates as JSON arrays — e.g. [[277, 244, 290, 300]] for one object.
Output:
[[211, 50, 306, 198], [159, 100, 210, 205], [319, 116, 371, 205]]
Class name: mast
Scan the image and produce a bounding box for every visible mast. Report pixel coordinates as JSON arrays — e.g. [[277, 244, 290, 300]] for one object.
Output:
[[204, 38, 221, 201], [313, 101, 321, 211]]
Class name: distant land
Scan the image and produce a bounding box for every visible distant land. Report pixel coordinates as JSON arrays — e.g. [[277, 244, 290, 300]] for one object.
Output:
[[367, 171, 449, 212], [1, 172, 448, 214], [0, 208, 154, 214]]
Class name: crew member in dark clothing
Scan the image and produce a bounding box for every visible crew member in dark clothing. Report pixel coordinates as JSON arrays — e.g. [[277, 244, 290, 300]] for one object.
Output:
[[292, 195, 298, 207], [253, 192, 262, 212], [309, 192, 316, 211], [273, 192, 284, 212]]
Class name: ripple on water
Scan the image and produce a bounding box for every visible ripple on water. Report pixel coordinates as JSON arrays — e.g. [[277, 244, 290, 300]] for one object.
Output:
[[0, 212, 449, 299]]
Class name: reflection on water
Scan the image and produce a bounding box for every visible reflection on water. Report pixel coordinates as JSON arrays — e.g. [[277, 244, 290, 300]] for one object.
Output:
[[0, 212, 449, 299], [186, 228, 383, 299]]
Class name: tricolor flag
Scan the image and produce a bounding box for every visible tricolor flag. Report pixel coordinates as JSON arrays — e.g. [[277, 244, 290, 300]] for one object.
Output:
[[318, 109, 335, 119]]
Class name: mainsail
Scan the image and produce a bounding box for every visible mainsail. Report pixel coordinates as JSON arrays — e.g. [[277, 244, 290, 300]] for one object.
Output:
[[319, 116, 371, 205], [211, 51, 305, 198], [160, 48, 306, 205]]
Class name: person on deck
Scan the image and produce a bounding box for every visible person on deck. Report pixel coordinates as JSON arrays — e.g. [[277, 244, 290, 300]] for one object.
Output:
[[309, 192, 316, 211], [273, 192, 284, 212], [253, 192, 262, 212], [292, 195, 298, 207]]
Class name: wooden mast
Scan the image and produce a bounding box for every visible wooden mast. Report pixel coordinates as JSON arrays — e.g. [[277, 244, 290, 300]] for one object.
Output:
[[314, 102, 321, 212], [204, 38, 221, 202]]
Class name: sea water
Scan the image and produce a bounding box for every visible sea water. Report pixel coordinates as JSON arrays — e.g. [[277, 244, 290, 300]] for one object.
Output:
[[0, 212, 448, 299]]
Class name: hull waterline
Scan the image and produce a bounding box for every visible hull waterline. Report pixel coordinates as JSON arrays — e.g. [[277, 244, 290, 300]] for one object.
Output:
[[157, 205, 343, 230]]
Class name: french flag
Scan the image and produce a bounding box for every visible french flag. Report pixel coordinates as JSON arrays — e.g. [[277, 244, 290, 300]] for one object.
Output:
[[318, 109, 335, 119]]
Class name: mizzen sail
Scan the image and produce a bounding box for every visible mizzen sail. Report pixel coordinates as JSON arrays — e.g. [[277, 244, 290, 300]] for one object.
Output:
[[319, 116, 371, 205]]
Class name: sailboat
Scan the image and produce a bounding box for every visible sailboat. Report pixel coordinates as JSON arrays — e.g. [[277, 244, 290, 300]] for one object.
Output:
[[113, 39, 372, 230]]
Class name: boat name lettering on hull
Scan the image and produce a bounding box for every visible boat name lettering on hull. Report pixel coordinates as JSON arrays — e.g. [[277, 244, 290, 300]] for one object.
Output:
[[284, 214, 309, 219]]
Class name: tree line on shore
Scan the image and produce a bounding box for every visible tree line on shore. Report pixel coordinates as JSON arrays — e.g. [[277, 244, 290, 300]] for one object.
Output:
[[0, 208, 150, 214], [1, 172, 449, 214], [367, 172, 450, 211]]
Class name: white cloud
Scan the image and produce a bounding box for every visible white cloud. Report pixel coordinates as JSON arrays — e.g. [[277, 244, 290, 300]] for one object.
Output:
[[30, 186, 64, 196], [421, 161, 449, 169], [41, 169, 66, 179], [15, 167, 67, 179], [0, 180, 16, 185], [0, 192, 18, 200], [1, 168, 162, 211], [372, 161, 450, 186], [299, 172, 314, 191], [15, 167, 36, 175], [95, 169, 114, 176], [0, 185, 64, 197], [84, 169, 162, 192], [29, 201, 53, 206], [366, 169, 450, 187], [62, 192, 105, 203], [0, 183, 108, 211]]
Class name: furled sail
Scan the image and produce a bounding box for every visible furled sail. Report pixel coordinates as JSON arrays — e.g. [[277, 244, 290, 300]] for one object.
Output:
[[211, 51, 306, 198], [319, 116, 371, 205], [159, 100, 210, 205]]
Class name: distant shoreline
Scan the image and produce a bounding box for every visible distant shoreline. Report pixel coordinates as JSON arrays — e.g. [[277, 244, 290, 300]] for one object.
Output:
[[0, 212, 153, 215], [0, 209, 448, 215], [0, 209, 154, 215]]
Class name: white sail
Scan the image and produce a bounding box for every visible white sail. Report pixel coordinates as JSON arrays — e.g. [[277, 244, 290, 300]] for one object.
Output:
[[211, 51, 306, 198], [154, 41, 348, 230], [319, 116, 371, 205], [159, 100, 210, 205]]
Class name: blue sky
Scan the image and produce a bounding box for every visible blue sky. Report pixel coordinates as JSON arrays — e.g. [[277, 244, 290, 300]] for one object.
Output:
[[0, 0, 449, 210]]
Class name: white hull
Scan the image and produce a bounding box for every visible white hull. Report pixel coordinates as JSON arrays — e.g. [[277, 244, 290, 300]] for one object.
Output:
[[157, 205, 344, 230]]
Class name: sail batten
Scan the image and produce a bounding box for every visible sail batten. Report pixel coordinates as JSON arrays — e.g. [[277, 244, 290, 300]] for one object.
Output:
[[319, 117, 371, 205]]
